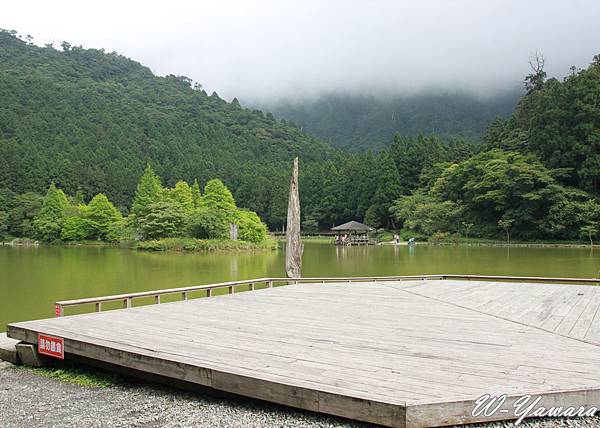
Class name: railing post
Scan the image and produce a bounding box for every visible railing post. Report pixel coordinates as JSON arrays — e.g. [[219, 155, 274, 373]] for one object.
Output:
[[55, 304, 63, 317], [228, 286, 234, 294], [206, 289, 212, 297], [155, 295, 161, 304], [267, 280, 273, 288], [123, 298, 132, 308], [182, 292, 188, 301], [249, 283, 255, 291], [95, 302, 102, 312]]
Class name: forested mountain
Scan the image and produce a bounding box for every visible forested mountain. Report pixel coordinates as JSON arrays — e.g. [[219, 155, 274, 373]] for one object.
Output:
[[259, 90, 521, 151], [391, 55, 600, 241], [0, 30, 333, 227], [1, 29, 599, 242]]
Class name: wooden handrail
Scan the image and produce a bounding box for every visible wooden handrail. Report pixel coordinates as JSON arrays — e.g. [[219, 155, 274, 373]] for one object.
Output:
[[54, 274, 600, 316], [441, 274, 600, 284], [56, 278, 272, 307]]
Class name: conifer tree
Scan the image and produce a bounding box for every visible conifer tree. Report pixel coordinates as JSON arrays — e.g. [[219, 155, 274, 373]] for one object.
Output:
[[191, 179, 202, 209], [33, 183, 71, 241], [86, 193, 122, 239], [201, 179, 237, 220], [167, 181, 194, 215], [131, 164, 162, 224]]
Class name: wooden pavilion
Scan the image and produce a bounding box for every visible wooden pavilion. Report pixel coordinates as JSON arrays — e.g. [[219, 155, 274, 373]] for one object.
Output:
[[331, 220, 373, 246]]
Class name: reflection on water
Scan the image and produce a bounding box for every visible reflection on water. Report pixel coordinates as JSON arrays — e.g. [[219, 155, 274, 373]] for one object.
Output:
[[1, 242, 599, 330]]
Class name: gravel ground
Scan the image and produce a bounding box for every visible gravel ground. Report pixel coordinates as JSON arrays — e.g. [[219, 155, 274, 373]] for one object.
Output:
[[0, 363, 599, 428]]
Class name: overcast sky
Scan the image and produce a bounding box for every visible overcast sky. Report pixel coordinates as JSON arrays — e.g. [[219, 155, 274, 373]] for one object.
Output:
[[3, 0, 600, 102]]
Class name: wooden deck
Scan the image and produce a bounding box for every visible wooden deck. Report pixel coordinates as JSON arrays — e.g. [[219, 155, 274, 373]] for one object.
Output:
[[7, 278, 600, 427]]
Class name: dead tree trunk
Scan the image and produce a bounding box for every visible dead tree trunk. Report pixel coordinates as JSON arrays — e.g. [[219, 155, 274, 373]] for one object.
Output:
[[286, 157, 303, 278]]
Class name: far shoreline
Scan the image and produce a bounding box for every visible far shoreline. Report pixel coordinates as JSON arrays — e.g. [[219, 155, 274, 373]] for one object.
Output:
[[2, 235, 598, 250], [0, 237, 278, 253]]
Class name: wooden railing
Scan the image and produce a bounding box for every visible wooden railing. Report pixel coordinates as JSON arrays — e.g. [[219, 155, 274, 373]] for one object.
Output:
[[54, 274, 600, 317]]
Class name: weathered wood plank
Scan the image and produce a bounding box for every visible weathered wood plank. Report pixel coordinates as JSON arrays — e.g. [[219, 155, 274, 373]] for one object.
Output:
[[7, 279, 600, 427]]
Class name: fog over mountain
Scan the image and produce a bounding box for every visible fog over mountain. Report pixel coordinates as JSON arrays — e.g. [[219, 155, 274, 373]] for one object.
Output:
[[3, 0, 600, 103]]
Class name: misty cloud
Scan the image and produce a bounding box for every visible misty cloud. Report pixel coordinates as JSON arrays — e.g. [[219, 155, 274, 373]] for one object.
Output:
[[3, 0, 600, 102]]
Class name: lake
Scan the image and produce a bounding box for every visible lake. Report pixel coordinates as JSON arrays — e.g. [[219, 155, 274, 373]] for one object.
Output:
[[1, 242, 599, 331]]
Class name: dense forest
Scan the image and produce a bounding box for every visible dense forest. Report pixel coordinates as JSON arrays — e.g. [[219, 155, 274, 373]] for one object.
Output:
[[390, 55, 600, 243], [1, 29, 599, 243], [0, 29, 333, 230], [259, 91, 521, 151]]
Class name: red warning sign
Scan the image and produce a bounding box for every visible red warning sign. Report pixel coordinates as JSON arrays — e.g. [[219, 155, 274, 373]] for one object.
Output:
[[38, 333, 64, 359]]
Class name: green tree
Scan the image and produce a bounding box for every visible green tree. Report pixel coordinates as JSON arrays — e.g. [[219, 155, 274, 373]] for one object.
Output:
[[7, 192, 43, 237], [390, 192, 463, 237], [191, 179, 202, 208], [236, 210, 268, 243], [132, 164, 163, 224], [61, 208, 92, 241], [33, 183, 71, 241], [86, 193, 122, 240], [431, 150, 561, 238], [580, 225, 598, 246], [498, 218, 515, 243], [168, 181, 194, 211], [187, 206, 229, 239], [542, 188, 598, 239], [138, 200, 187, 240], [389, 134, 448, 195], [462, 222, 474, 239], [0, 210, 7, 239], [578, 199, 600, 245], [365, 152, 403, 228], [201, 179, 237, 220]]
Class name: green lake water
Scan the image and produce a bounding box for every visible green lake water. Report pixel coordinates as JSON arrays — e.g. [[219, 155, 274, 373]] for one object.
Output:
[[1, 242, 600, 331]]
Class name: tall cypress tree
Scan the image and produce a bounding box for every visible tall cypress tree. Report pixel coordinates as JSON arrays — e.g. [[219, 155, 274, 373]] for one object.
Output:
[[201, 179, 237, 220], [86, 193, 122, 239], [131, 164, 162, 224], [33, 183, 71, 241], [191, 179, 202, 209], [167, 181, 194, 215]]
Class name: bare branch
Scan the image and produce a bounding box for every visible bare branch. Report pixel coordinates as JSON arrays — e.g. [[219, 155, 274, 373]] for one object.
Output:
[[528, 51, 545, 74]]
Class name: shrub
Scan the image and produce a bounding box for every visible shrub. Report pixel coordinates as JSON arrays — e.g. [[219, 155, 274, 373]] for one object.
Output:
[[187, 207, 229, 239], [236, 210, 268, 243]]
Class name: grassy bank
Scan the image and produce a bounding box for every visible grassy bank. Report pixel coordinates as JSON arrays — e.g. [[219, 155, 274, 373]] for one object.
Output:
[[2, 237, 278, 252], [132, 237, 278, 252], [374, 231, 598, 248], [425, 237, 599, 248], [274, 235, 332, 244]]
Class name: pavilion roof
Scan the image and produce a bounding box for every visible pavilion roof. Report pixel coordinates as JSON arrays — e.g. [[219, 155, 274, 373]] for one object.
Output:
[[331, 220, 372, 232]]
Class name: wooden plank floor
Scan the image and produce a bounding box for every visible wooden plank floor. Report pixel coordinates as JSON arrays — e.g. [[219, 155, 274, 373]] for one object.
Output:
[[7, 280, 600, 427], [401, 280, 600, 345]]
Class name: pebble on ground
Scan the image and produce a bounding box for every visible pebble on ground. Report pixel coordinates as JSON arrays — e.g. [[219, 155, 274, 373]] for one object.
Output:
[[0, 364, 599, 428]]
